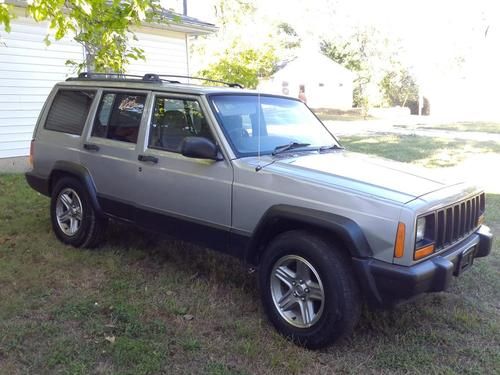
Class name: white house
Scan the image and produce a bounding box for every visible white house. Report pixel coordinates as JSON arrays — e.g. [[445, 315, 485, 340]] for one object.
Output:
[[0, 2, 216, 160], [258, 50, 354, 109]]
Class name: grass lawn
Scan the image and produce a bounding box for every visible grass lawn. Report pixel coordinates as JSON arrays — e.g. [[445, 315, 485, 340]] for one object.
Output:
[[394, 121, 500, 134], [341, 134, 500, 168], [314, 108, 372, 122], [1, 140, 499, 373], [315, 113, 370, 122]]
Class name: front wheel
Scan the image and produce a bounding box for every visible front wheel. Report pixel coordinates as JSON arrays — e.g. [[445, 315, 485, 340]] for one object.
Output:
[[259, 230, 361, 349]]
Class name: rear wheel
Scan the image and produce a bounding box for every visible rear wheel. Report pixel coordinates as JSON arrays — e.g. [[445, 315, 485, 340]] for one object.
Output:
[[50, 176, 107, 248], [259, 230, 361, 349]]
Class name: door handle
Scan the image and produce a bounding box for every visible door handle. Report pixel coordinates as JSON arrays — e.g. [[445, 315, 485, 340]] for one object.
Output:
[[138, 154, 158, 163], [83, 143, 99, 151]]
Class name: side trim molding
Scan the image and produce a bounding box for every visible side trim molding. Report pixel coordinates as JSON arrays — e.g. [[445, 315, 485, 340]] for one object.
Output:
[[97, 195, 233, 255]]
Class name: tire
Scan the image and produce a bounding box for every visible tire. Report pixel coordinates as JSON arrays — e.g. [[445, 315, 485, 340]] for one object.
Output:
[[50, 176, 107, 248], [259, 230, 361, 349]]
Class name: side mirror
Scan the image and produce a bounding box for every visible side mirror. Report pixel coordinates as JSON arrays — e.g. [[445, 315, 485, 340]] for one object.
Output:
[[181, 137, 222, 161]]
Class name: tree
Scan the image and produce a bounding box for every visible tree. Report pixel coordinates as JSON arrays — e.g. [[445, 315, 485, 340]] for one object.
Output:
[[321, 35, 371, 110], [321, 26, 411, 110], [199, 46, 278, 89], [379, 67, 419, 112], [277, 22, 301, 49], [213, 0, 256, 29], [320, 40, 361, 72], [0, 0, 166, 72], [0, 1, 12, 35], [193, 0, 280, 88]]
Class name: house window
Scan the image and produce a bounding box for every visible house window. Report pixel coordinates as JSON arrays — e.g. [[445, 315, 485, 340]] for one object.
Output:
[[281, 81, 290, 95]]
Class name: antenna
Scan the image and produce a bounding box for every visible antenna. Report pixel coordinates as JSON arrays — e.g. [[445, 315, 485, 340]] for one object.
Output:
[[254, 91, 276, 172], [257, 90, 262, 170]]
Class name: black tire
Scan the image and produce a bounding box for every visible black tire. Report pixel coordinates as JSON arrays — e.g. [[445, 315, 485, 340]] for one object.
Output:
[[259, 230, 361, 349], [50, 176, 107, 248]]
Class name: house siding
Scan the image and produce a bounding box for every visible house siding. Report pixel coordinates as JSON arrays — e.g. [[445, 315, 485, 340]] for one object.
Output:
[[128, 28, 188, 76], [0, 18, 81, 158], [0, 20, 189, 158]]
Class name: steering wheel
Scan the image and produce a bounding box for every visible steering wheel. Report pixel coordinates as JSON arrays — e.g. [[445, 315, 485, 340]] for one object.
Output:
[[228, 128, 250, 139]]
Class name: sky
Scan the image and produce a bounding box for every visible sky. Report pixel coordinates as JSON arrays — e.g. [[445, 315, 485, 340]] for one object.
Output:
[[167, 0, 500, 118]]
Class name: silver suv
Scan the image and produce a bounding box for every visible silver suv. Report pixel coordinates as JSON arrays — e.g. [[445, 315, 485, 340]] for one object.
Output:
[[26, 73, 493, 349]]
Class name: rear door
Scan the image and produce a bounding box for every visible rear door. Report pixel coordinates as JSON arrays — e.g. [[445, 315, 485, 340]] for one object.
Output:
[[81, 89, 151, 220], [135, 92, 233, 251]]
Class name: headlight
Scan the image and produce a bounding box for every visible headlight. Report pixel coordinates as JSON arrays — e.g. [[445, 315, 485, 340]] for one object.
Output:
[[416, 217, 426, 243]]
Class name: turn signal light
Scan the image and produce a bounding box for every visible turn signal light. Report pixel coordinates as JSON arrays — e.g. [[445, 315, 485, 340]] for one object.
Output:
[[478, 214, 485, 226], [414, 244, 435, 260], [394, 222, 406, 258]]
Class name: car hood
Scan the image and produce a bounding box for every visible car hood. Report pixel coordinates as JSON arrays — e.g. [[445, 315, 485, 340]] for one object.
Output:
[[245, 151, 461, 204]]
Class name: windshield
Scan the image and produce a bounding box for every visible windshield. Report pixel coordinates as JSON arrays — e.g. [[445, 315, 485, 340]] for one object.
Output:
[[210, 94, 338, 157]]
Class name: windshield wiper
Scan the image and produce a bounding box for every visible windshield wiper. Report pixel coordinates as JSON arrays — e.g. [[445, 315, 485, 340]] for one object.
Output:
[[272, 142, 311, 156], [319, 144, 345, 152]]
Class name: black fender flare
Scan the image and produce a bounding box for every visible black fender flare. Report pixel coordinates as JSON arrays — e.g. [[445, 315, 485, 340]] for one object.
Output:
[[244, 204, 372, 264], [49, 161, 103, 216]]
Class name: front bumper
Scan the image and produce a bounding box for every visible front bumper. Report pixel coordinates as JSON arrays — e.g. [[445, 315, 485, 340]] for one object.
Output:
[[353, 225, 493, 307]]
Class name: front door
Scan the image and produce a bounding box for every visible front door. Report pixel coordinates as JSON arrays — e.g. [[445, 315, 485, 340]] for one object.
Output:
[[135, 93, 233, 251]]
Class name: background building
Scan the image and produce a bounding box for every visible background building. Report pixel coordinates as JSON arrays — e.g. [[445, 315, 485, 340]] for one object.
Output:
[[258, 50, 354, 109]]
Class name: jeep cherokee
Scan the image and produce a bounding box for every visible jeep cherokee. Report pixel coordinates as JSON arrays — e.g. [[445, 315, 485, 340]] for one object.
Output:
[[25, 73, 493, 349]]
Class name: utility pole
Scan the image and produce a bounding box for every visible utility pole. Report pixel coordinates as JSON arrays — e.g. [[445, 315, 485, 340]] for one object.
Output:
[[183, 0, 187, 15]]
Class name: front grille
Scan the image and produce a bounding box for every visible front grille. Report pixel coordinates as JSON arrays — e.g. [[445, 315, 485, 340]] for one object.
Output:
[[432, 193, 484, 250]]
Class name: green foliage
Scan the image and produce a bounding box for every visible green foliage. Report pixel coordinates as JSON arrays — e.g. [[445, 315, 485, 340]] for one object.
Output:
[[2, 0, 165, 73], [214, 0, 256, 28], [380, 67, 419, 108], [199, 46, 278, 89], [321, 32, 375, 110], [0, 2, 13, 34], [30, 0, 164, 73], [321, 28, 418, 111], [193, 0, 292, 89], [321, 38, 373, 111], [320, 40, 362, 72], [277, 22, 301, 49]]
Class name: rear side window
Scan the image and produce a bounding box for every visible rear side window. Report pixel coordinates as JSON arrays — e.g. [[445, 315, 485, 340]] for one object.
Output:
[[44, 90, 96, 135], [92, 92, 146, 144]]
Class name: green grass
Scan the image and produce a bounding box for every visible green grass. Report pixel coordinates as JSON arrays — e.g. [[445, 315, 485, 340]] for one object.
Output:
[[341, 134, 500, 167], [316, 113, 370, 121], [1, 143, 499, 374], [314, 108, 372, 122], [394, 121, 500, 134]]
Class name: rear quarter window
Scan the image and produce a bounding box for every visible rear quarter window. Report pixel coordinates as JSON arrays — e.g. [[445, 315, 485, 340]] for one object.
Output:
[[44, 89, 96, 135]]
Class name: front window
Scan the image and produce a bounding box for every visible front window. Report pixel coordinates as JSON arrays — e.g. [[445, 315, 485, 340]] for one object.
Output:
[[210, 95, 338, 157], [148, 96, 214, 153]]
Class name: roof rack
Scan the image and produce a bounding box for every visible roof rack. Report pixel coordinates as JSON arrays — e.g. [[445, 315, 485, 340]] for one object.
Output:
[[150, 74, 244, 88], [66, 72, 180, 84], [66, 72, 243, 88]]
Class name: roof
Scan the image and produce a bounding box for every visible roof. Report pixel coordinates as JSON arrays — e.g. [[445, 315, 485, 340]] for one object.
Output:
[[272, 50, 354, 80], [6, 0, 217, 35], [150, 9, 217, 35]]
